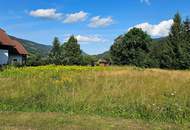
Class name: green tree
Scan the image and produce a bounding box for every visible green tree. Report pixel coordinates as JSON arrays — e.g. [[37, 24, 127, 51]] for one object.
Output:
[[167, 13, 184, 69], [49, 37, 61, 65], [180, 17, 190, 69], [61, 36, 82, 65], [150, 39, 174, 68], [110, 28, 152, 67]]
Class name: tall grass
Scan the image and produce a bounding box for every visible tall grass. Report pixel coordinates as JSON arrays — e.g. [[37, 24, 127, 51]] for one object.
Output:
[[0, 65, 190, 123]]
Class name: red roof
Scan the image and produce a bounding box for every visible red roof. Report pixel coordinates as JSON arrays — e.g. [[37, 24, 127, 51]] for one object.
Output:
[[0, 29, 28, 55], [0, 29, 14, 46], [12, 40, 28, 55]]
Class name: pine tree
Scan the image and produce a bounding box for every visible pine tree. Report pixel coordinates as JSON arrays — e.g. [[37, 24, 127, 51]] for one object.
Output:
[[49, 37, 61, 65], [61, 36, 82, 65], [168, 13, 185, 69], [181, 17, 190, 69]]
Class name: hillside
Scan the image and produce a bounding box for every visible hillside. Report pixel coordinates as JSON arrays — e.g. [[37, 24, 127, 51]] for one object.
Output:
[[10, 36, 52, 57]]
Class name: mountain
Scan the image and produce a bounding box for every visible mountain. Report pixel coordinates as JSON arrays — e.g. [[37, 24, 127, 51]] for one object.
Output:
[[10, 36, 52, 57], [94, 51, 110, 59]]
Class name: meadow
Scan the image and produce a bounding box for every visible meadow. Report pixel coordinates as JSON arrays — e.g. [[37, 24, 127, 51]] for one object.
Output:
[[0, 66, 190, 129]]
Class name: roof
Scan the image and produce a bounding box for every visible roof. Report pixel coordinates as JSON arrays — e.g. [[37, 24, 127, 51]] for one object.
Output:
[[0, 29, 15, 46], [98, 59, 109, 63], [12, 40, 28, 55], [0, 28, 28, 55]]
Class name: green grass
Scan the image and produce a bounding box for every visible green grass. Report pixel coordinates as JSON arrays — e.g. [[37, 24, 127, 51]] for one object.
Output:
[[0, 112, 188, 130], [0, 65, 190, 127]]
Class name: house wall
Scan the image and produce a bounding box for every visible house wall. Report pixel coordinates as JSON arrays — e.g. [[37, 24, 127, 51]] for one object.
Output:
[[8, 54, 23, 65], [0, 49, 8, 65]]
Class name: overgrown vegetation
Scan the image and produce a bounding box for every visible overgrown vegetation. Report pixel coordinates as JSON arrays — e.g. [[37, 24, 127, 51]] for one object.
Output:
[[0, 66, 190, 124], [110, 13, 190, 69]]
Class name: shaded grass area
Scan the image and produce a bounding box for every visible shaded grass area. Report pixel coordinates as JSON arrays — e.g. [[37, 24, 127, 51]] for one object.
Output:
[[0, 112, 187, 130], [0, 66, 190, 124]]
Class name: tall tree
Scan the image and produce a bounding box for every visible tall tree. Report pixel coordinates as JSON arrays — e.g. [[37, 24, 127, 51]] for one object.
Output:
[[183, 17, 190, 48], [180, 17, 190, 69], [110, 28, 152, 67], [61, 36, 82, 65], [167, 13, 185, 69], [49, 37, 61, 65]]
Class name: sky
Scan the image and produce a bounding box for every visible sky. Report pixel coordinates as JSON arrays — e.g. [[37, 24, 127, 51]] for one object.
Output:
[[0, 0, 190, 54]]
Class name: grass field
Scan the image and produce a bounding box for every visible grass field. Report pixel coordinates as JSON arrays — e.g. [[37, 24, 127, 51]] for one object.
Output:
[[0, 66, 190, 129]]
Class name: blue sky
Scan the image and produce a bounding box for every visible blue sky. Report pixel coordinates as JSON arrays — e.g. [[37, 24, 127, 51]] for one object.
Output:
[[0, 0, 190, 54]]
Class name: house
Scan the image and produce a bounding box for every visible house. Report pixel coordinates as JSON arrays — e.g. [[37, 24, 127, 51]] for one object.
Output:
[[184, 20, 190, 32], [0, 29, 28, 65], [97, 59, 110, 66]]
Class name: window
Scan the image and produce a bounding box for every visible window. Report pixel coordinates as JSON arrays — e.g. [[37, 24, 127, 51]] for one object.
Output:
[[13, 59, 17, 62]]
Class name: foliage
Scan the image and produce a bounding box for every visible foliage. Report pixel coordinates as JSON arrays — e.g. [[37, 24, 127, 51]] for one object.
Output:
[[60, 36, 82, 65], [110, 28, 152, 67], [27, 53, 48, 66], [110, 13, 190, 70], [0, 66, 190, 124], [48, 37, 62, 65]]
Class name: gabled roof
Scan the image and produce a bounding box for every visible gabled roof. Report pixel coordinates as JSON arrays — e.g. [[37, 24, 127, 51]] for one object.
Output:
[[0, 28, 28, 55], [12, 40, 28, 55], [0, 29, 14, 46]]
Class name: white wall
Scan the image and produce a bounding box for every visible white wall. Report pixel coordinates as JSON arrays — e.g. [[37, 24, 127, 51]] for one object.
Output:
[[0, 49, 8, 65]]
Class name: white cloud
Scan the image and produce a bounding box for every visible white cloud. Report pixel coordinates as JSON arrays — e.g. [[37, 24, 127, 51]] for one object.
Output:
[[63, 11, 88, 23], [129, 19, 173, 37], [88, 16, 113, 28], [75, 35, 107, 43], [140, 0, 150, 5], [30, 8, 63, 20], [63, 34, 107, 44]]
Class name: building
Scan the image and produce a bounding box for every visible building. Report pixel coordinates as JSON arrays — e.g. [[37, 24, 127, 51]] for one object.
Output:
[[184, 20, 190, 32], [97, 59, 110, 66], [0, 29, 28, 65]]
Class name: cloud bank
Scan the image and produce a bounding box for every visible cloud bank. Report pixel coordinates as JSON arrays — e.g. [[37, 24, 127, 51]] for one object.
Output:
[[30, 9, 113, 28], [30, 9, 88, 23], [129, 19, 173, 37]]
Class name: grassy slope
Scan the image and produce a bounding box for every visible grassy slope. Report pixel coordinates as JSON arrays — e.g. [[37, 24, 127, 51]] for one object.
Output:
[[0, 66, 190, 129]]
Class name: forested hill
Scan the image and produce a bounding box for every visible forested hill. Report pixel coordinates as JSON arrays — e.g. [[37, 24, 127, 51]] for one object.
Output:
[[10, 36, 52, 57]]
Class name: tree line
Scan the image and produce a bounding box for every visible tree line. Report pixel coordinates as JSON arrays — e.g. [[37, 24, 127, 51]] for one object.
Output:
[[110, 13, 190, 69], [48, 36, 95, 66], [28, 13, 190, 70]]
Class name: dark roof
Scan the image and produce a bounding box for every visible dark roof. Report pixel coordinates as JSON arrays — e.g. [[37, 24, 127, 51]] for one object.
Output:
[[0, 29, 28, 55], [98, 59, 108, 63]]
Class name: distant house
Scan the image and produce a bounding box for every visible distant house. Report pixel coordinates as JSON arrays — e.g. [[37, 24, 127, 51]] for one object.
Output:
[[0, 29, 28, 65], [97, 59, 110, 66]]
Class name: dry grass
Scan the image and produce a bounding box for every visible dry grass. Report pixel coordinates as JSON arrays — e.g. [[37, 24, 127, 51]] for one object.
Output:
[[0, 66, 190, 125]]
